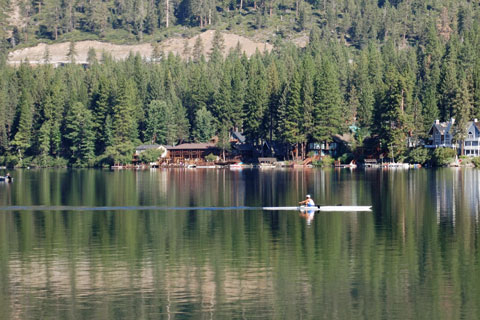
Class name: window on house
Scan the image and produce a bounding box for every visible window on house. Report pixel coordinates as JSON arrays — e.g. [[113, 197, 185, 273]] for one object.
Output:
[[468, 132, 474, 139], [465, 141, 472, 146], [473, 141, 479, 147]]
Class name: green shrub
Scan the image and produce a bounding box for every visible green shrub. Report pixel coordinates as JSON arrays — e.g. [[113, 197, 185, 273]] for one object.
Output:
[[472, 157, 480, 168], [5, 154, 19, 168], [139, 148, 165, 163], [205, 153, 217, 162], [459, 155, 472, 166], [339, 153, 354, 164], [432, 148, 457, 166], [313, 155, 334, 167], [407, 147, 431, 165], [307, 151, 316, 158]]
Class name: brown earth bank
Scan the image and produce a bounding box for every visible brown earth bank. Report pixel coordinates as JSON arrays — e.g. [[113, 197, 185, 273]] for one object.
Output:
[[7, 30, 274, 65]]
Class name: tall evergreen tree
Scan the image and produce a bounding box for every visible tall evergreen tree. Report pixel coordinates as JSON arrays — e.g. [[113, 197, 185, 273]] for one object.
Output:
[[11, 89, 33, 161], [64, 101, 95, 165], [193, 106, 216, 142], [373, 68, 412, 159], [282, 71, 303, 159], [243, 56, 267, 144], [452, 78, 472, 155], [312, 56, 343, 144], [113, 79, 139, 143]]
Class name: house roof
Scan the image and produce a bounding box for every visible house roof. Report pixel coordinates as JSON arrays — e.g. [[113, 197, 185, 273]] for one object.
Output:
[[428, 122, 450, 135], [467, 121, 480, 133], [333, 133, 353, 144], [168, 143, 217, 150], [136, 144, 164, 151], [232, 131, 246, 144], [233, 143, 254, 151]]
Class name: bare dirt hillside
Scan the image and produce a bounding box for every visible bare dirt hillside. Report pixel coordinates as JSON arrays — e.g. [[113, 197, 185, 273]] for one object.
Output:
[[7, 30, 273, 65]]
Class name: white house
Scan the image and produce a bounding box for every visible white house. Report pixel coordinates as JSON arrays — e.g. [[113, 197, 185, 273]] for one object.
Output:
[[462, 119, 480, 156]]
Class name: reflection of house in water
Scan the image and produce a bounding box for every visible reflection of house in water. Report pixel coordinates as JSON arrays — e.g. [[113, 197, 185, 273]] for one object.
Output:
[[461, 169, 480, 224], [436, 169, 480, 228], [434, 170, 457, 227]]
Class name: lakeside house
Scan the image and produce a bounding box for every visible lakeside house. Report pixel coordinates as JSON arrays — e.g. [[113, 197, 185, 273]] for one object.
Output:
[[425, 118, 480, 156], [462, 120, 480, 156], [425, 119, 455, 149], [167, 143, 220, 163]]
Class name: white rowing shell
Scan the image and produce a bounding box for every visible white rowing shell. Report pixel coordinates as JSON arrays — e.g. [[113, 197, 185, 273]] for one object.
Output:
[[262, 206, 372, 212]]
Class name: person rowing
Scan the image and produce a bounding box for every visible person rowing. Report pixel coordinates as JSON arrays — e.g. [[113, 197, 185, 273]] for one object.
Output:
[[299, 194, 315, 207]]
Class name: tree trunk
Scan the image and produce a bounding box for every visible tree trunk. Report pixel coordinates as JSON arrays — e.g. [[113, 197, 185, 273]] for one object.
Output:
[[166, 0, 169, 28], [239, 0, 243, 10]]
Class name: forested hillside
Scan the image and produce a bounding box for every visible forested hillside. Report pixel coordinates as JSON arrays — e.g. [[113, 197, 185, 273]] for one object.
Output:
[[1, 0, 480, 166], [2, 0, 478, 48]]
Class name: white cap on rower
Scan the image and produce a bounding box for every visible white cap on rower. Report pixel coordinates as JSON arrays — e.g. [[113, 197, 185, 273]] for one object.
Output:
[[306, 194, 311, 198]]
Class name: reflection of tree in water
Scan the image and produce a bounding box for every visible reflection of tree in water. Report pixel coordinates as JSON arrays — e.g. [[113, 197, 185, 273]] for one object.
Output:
[[1, 169, 480, 318]]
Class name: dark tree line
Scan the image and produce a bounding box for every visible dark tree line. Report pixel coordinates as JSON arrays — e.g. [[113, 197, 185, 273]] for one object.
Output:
[[2, 4, 480, 165]]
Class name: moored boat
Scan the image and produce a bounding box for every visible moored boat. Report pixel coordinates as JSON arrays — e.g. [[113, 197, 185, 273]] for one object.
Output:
[[0, 175, 13, 183]]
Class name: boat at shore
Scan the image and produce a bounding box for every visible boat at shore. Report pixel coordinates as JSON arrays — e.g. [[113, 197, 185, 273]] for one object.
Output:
[[0, 176, 13, 183]]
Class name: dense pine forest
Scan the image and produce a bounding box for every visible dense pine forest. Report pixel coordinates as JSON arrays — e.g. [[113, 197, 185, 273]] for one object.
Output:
[[1, 0, 480, 166]]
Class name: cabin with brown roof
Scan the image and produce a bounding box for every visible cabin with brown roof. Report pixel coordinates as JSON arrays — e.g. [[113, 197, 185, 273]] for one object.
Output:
[[167, 143, 220, 163]]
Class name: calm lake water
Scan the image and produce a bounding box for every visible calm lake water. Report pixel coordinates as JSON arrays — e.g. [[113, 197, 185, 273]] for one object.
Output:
[[0, 168, 479, 319]]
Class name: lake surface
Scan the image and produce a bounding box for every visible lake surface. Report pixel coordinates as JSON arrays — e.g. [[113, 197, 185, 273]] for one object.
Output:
[[0, 168, 479, 319]]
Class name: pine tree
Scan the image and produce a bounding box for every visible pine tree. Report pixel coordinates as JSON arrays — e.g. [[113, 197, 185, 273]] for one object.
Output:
[[0, 81, 8, 153], [193, 106, 216, 142], [452, 78, 472, 155], [210, 30, 225, 63], [301, 55, 315, 152], [145, 100, 177, 145], [312, 56, 343, 144], [216, 124, 231, 161], [373, 68, 411, 159], [355, 50, 375, 127], [193, 36, 204, 62], [230, 57, 246, 130], [67, 41, 77, 63], [87, 47, 98, 65], [36, 77, 65, 159], [282, 70, 303, 159], [212, 71, 233, 127], [243, 57, 267, 144], [11, 89, 33, 161], [64, 102, 95, 165], [438, 39, 459, 120], [91, 75, 112, 154], [265, 61, 281, 146], [113, 79, 139, 144]]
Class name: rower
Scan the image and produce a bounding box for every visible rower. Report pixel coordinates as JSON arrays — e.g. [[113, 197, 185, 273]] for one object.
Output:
[[5, 173, 11, 183], [299, 194, 315, 207]]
